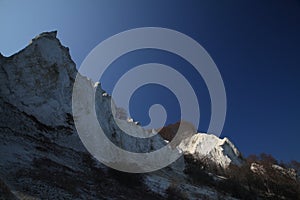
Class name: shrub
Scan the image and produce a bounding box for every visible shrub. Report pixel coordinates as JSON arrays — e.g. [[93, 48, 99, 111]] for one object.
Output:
[[183, 155, 214, 186], [107, 168, 144, 188], [166, 184, 188, 200]]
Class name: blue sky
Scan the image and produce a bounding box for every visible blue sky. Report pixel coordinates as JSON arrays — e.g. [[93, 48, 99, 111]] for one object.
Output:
[[1, 0, 300, 162]]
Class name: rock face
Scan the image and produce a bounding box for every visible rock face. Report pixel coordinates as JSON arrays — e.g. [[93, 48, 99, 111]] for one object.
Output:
[[158, 122, 243, 168], [1, 31, 76, 128], [0, 31, 163, 199], [272, 164, 297, 180], [0, 31, 243, 199], [250, 162, 266, 175], [179, 133, 243, 168]]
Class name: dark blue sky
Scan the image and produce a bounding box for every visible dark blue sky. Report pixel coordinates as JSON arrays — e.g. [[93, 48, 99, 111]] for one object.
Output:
[[1, 1, 300, 161]]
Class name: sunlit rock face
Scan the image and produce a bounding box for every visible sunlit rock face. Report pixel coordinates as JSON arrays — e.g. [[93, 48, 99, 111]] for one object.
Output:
[[158, 122, 243, 168], [179, 133, 243, 168]]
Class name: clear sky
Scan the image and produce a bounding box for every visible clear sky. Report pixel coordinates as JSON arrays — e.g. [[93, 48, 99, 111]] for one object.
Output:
[[1, 0, 300, 162]]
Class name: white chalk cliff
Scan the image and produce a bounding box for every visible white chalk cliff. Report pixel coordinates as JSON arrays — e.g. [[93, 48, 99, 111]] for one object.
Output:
[[0, 31, 243, 199], [179, 133, 243, 168]]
